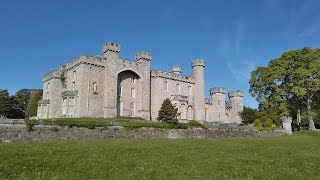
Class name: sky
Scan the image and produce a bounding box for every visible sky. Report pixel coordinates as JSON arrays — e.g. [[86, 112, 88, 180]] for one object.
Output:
[[1, 0, 320, 108]]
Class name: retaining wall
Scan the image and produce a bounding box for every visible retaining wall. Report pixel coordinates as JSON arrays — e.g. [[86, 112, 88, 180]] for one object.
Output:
[[0, 124, 287, 143]]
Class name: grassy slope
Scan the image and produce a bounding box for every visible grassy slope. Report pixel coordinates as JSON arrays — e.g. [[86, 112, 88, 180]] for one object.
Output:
[[0, 133, 319, 179]]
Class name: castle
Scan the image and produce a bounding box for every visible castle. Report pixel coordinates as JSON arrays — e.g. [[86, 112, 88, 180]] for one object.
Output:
[[37, 42, 243, 123]]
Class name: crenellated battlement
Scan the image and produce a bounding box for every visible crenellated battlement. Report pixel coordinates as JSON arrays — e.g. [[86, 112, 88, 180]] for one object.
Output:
[[192, 59, 206, 67], [102, 42, 121, 53], [151, 70, 195, 83], [210, 87, 226, 94], [228, 90, 244, 98], [172, 65, 181, 75], [135, 51, 152, 61]]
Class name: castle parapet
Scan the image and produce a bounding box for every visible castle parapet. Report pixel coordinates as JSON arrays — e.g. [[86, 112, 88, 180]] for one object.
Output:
[[192, 59, 206, 67], [228, 90, 244, 97], [135, 51, 152, 61], [151, 70, 195, 83], [102, 42, 120, 53], [210, 87, 226, 94], [102, 42, 120, 59], [172, 65, 181, 75]]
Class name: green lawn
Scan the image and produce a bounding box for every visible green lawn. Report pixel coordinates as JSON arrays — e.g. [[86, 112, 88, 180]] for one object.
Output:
[[0, 132, 319, 179]]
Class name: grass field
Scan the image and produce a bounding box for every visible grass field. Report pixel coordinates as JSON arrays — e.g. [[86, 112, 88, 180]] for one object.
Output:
[[0, 131, 319, 179]]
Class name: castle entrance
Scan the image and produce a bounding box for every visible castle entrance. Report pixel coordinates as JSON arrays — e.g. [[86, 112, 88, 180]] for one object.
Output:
[[116, 70, 140, 117]]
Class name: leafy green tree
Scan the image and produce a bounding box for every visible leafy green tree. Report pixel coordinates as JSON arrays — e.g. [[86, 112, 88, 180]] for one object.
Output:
[[157, 98, 180, 124], [239, 106, 258, 125], [249, 47, 320, 131], [25, 90, 42, 118], [14, 89, 31, 115]]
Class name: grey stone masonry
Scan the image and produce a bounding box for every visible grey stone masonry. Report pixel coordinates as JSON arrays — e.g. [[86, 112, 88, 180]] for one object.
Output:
[[37, 42, 244, 123]]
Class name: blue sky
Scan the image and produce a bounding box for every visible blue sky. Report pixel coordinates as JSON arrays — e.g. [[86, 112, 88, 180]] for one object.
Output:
[[1, 0, 320, 108]]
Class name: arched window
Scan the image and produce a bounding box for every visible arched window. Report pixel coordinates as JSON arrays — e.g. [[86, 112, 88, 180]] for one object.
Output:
[[131, 78, 135, 84], [188, 86, 192, 95], [130, 102, 135, 117], [131, 88, 135, 98], [93, 82, 98, 92], [176, 84, 180, 93], [164, 81, 168, 91], [72, 82, 75, 91], [205, 108, 208, 121]]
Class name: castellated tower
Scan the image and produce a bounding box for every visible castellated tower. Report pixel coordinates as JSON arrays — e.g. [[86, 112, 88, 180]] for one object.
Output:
[[228, 90, 244, 123], [210, 87, 227, 121], [192, 59, 206, 121], [102, 42, 120, 59], [172, 65, 182, 75]]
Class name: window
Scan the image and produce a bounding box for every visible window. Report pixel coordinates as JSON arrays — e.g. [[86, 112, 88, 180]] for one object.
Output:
[[72, 82, 75, 91], [46, 92, 49, 99], [93, 82, 97, 92], [164, 81, 168, 91], [73, 71, 76, 78], [47, 83, 50, 90], [218, 100, 221, 106], [130, 102, 135, 117], [131, 78, 135, 84], [120, 86, 123, 96], [131, 88, 135, 98], [62, 98, 67, 115], [176, 84, 180, 93], [188, 86, 192, 95], [68, 97, 75, 116], [205, 108, 208, 121]]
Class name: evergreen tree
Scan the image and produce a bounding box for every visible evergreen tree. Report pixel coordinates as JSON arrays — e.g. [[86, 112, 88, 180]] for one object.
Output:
[[25, 90, 42, 118], [157, 98, 180, 124]]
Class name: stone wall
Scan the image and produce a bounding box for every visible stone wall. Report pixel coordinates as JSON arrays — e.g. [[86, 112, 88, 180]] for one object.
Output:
[[0, 124, 286, 143]]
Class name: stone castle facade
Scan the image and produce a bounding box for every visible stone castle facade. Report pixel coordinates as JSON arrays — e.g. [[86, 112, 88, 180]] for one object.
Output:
[[37, 42, 243, 123]]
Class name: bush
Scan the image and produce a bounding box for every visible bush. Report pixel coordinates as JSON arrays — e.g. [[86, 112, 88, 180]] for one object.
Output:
[[42, 118, 112, 129], [187, 120, 207, 129], [254, 119, 261, 128], [121, 121, 171, 130], [24, 119, 39, 131], [264, 118, 273, 128]]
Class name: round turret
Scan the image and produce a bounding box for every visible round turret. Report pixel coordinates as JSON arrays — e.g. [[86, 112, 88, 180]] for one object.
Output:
[[192, 59, 206, 67], [135, 51, 152, 61], [102, 42, 120, 53], [210, 87, 226, 95], [228, 90, 244, 98], [172, 65, 181, 75]]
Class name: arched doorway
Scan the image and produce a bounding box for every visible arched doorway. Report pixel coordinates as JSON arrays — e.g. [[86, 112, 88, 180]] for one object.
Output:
[[116, 70, 140, 117]]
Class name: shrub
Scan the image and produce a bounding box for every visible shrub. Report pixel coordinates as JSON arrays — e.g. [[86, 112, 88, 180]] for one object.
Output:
[[121, 121, 172, 130], [24, 119, 39, 131], [264, 118, 273, 128], [187, 120, 207, 129], [42, 118, 112, 129], [254, 119, 261, 128]]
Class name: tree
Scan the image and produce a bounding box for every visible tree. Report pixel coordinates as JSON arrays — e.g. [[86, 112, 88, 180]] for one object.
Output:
[[239, 106, 258, 125], [249, 47, 320, 131], [157, 98, 180, 124], [14, 89, 31, 115], [25, 90, 42, 118], [0, 89, 11, 118]]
